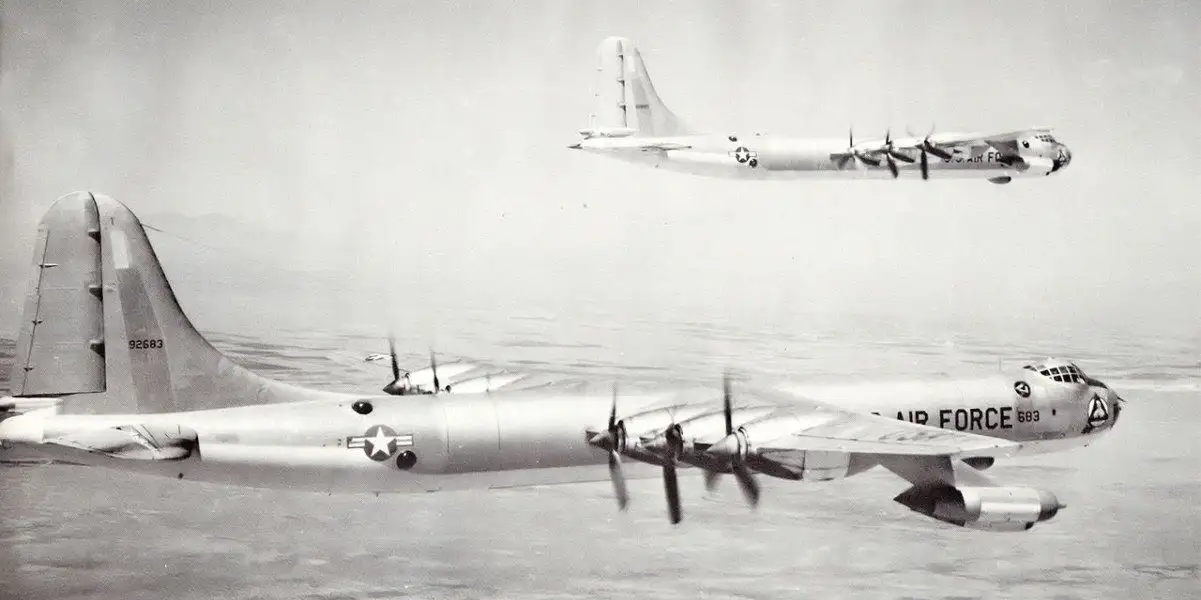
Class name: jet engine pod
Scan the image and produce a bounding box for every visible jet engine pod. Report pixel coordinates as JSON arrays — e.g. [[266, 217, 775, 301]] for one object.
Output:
[[893, 485, 1064, 531]]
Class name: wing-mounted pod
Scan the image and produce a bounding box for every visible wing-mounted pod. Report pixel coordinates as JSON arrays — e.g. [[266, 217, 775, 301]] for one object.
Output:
[[893, 485, 1065, 531]]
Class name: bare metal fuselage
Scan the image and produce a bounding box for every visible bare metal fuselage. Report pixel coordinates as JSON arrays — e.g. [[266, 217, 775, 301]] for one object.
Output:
[[2, 370, 1107, 494], [576, 135, 1064, 181]]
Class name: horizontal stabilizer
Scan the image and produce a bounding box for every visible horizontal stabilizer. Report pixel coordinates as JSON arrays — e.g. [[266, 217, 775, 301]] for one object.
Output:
[[571, 137, 693, 152], [578, 126, 638, 139], [41, 424, 198, 461]]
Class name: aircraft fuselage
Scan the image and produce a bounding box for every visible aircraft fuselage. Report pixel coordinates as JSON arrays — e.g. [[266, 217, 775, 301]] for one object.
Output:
[[575, 133, 1070, 181], [0, 370, 1115, 494]]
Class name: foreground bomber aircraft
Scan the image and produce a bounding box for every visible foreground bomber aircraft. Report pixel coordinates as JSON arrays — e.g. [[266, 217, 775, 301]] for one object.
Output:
[[569, 37, 1073, 184], [0, 193, 1123, 531]]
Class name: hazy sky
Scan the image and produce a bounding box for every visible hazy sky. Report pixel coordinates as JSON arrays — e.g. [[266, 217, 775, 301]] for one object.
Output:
[[1, 1, 1198, 342]]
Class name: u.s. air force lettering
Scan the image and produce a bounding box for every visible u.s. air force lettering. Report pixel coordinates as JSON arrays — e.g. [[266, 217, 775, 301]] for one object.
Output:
[[872, 407, 1019, 431], [346, 425, 413, 461]]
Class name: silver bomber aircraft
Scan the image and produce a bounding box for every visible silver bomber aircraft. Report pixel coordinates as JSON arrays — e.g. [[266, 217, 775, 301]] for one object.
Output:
[[569, 37, 1073, 184], [0, 193, 1123, 531]]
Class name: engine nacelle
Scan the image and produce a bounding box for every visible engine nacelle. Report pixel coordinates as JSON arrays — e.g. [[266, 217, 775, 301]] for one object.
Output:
[[893, 485, 1064, 532], [962, 456, 995, 470]]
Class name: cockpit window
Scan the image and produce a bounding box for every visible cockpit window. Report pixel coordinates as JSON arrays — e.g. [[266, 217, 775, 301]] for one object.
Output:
[[1023, 360, 1085, 384], [1035, 133, 1058, 144]]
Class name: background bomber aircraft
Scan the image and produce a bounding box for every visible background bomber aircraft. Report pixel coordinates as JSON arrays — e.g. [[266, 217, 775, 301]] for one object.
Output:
[[570, 37, 1073, 184], [0, 193, 1124, 531]]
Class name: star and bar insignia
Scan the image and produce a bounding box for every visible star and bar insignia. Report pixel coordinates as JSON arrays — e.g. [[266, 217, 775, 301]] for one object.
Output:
[[729, 145, 758, 167], [346, 425, 414, 461]]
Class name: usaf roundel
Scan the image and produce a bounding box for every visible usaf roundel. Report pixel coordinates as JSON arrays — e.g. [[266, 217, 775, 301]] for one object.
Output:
[[1013, 381, 1031, 398], [1087, 394, 1110, 428], [346, 425, 414, 461], [729, 146, 759, 167]]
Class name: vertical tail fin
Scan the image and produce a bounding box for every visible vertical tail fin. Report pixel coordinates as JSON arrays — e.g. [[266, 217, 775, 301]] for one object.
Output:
[[581, 36, 690, 138], [10, 192, 342, 414]]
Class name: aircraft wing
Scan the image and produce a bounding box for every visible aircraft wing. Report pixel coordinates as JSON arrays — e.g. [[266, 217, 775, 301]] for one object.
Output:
[[20, 423, 199, 462], [362, 355, 538, 394], [713, 387, 1022, 461], [753, 409, 1021, 459]]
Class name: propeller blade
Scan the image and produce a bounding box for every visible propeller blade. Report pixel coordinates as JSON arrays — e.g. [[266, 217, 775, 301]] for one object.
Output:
[[924, 143, 953, 161], [922, 125, 954, 161], [381, 334, 407, 395], [663, 461, 682, 524], [722, 371, 734, 435], [733, 464, 761, 508], [715, 369, 760, 509], [609, 450, 629, 510], [601, 381, 629, 509], [388, 335, 400, 381], [608, 383, 618, 432], [920, 148, 929, 180], [429, 349, 440, 393], [886, 155, 899, 178]]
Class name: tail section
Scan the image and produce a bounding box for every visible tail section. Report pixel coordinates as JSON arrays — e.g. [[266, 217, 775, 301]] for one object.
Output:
[[10, 192, 340, 414], [580, 36, 690, 139]]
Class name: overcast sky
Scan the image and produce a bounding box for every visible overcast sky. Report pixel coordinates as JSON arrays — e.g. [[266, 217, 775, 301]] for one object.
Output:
[[1, 1, 1197, 342]]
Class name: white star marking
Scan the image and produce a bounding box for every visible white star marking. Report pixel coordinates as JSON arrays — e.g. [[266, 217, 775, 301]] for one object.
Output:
[[365, 427, 394, 458]]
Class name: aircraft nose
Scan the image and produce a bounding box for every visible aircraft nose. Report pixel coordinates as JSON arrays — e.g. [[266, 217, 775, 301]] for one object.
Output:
[[1052, 144, 1072, 172], [1109, 389, 1125, 426]]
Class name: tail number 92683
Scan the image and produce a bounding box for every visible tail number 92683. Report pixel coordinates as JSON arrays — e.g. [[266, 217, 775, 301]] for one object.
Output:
[[129, 339, 164, 350]]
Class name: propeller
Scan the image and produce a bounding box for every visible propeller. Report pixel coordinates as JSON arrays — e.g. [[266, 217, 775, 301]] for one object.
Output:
[[662, 421, 684, 524], [917, 126, 952, 181], [836, 128, 882, 170], [381, 333, 409, 395], [380, 338, 446, 396], [881, 131, 905, 179], [704, 372, 761, 507], [604, 383, 630, 510], [835, 129, 858, 169], [919, 126, 954, 161], [429, 348, 441, 393]]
